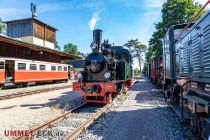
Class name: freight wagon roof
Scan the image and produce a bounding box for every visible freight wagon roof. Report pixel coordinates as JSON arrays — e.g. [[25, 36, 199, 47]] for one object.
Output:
[[0, 34, 81, 60]]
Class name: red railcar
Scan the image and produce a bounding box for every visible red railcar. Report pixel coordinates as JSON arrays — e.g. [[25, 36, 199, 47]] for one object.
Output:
[[0, 57, 72, 88], [150, 55, 163, 85]]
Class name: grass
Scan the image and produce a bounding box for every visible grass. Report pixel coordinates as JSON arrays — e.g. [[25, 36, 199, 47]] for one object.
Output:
[[50, 104, 61, 111]]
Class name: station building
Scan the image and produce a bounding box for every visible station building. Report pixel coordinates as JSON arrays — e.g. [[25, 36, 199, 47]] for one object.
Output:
[[0, 17, 81, 85], [0, 18, 80, 63]]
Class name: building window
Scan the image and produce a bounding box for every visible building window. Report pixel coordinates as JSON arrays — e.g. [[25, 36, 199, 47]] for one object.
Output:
[[40, 65, 46, 71], [51, 66, 56, 71], [58, 66, 62, 71], [64, 67, 67, 71], [30, 64, 37, 70], [0, 62, 4, 69], [18, 63, 26, 70]]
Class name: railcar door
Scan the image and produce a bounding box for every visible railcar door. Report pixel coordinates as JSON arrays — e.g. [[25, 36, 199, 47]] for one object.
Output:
[[5, 60, 15, 84], [68, 66, 71, 80], [0, 61, 5, 85]]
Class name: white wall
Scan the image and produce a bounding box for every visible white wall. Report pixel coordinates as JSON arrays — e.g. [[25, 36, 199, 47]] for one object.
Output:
[[16, 36, 55, 50], [44, 40, 55, 49]]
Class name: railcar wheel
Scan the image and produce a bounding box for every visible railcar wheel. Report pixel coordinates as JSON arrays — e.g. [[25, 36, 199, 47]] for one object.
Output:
[[16, 83, 23, 88], [0, 85, 5, 90]]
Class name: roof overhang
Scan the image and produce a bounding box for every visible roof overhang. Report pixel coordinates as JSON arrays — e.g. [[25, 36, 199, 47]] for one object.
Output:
[[0, 35, 81, 60]]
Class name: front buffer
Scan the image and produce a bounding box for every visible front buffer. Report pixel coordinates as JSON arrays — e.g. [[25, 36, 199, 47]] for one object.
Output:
[[73, 79, 132, 104]]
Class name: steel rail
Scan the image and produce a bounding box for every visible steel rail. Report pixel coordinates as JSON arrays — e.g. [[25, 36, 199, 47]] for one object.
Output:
[[65, 104, 109, 140], [15, 103, 88, 140], [0, 85, 71, 100]]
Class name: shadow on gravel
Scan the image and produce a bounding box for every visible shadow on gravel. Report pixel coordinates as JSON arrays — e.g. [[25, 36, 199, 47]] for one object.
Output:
[[85, 106, 190, 140], [20, 91, 83, 110], [81, 78, 190, 140]]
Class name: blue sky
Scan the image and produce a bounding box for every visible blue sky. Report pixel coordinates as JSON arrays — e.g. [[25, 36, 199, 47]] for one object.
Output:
[[0, 0, 166, 52], [0, 0, 208, 68]]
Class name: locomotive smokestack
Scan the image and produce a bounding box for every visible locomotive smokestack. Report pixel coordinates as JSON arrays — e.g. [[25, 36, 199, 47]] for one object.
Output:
[[93, 29, 102, 51]]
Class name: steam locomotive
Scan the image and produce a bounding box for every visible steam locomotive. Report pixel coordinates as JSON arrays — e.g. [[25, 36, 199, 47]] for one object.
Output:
[[148, 9, 210, 139], [73, 29, 132, 104]]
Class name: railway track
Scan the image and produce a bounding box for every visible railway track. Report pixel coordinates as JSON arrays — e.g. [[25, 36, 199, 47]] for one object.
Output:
[[15, 103, 109, 140], [0, 85, 71, 100]]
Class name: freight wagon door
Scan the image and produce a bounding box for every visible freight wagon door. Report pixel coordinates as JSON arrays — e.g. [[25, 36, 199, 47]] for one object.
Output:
[[5, 60, 15, 83]]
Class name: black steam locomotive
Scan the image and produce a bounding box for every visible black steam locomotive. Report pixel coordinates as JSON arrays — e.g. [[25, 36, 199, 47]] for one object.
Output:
[[73, 29, 132, 104]]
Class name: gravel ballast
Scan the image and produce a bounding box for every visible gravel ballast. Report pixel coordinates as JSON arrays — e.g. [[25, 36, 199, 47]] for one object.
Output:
[[0, 88, 83, 139], [76, 78, 191, 140], [0, 81, 71, 96]]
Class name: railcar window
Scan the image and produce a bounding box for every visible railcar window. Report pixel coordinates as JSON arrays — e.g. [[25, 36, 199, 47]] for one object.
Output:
[[18, 63, 26, 70], [51, 66, 56, 71], [0, 62, 4, 69], [30, 64, 37, 70], [40, 65, 46, 71], [58, 66, 62, 71], [64, 67, 67, 71]]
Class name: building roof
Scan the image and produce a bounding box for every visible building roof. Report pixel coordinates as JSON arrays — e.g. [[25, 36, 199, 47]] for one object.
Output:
[[4, 18, 58, 31], [78, 52, 88, 60], [0, 34, 81, 60]]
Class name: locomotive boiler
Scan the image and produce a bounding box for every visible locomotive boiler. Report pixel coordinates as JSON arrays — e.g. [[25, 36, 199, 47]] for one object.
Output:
[[73, 29, 132, 104]]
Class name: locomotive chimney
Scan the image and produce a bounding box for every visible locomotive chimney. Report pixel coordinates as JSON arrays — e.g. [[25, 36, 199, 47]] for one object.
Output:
[[93, 29, 102, 51]]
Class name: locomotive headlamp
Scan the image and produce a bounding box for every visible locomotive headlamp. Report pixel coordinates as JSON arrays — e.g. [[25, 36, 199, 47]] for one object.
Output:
[[90, 43, 98, 50], [77, 73, 83, 80], [104, 72, 111, 79]]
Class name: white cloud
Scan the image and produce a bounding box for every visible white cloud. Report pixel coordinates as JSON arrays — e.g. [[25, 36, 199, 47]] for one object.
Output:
[[145, 0, 166, 8], [0, 8, 28, 20], [0, 3, 70, 20], [194, 0, 210, 9], [88, 10, 102, 30], [38, 3, 69, 13]]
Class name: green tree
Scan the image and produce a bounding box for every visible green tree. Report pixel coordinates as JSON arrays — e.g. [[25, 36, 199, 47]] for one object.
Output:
[[124, 39, 147, 71], [0, 18, 6, 34], [63, 43, 79, 55], [134, 68, 140, 76], [146, 0, 205, 63], [54, 41, 61, 50], [134, 44, 147, 71], [124, 39, 139, 54]]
